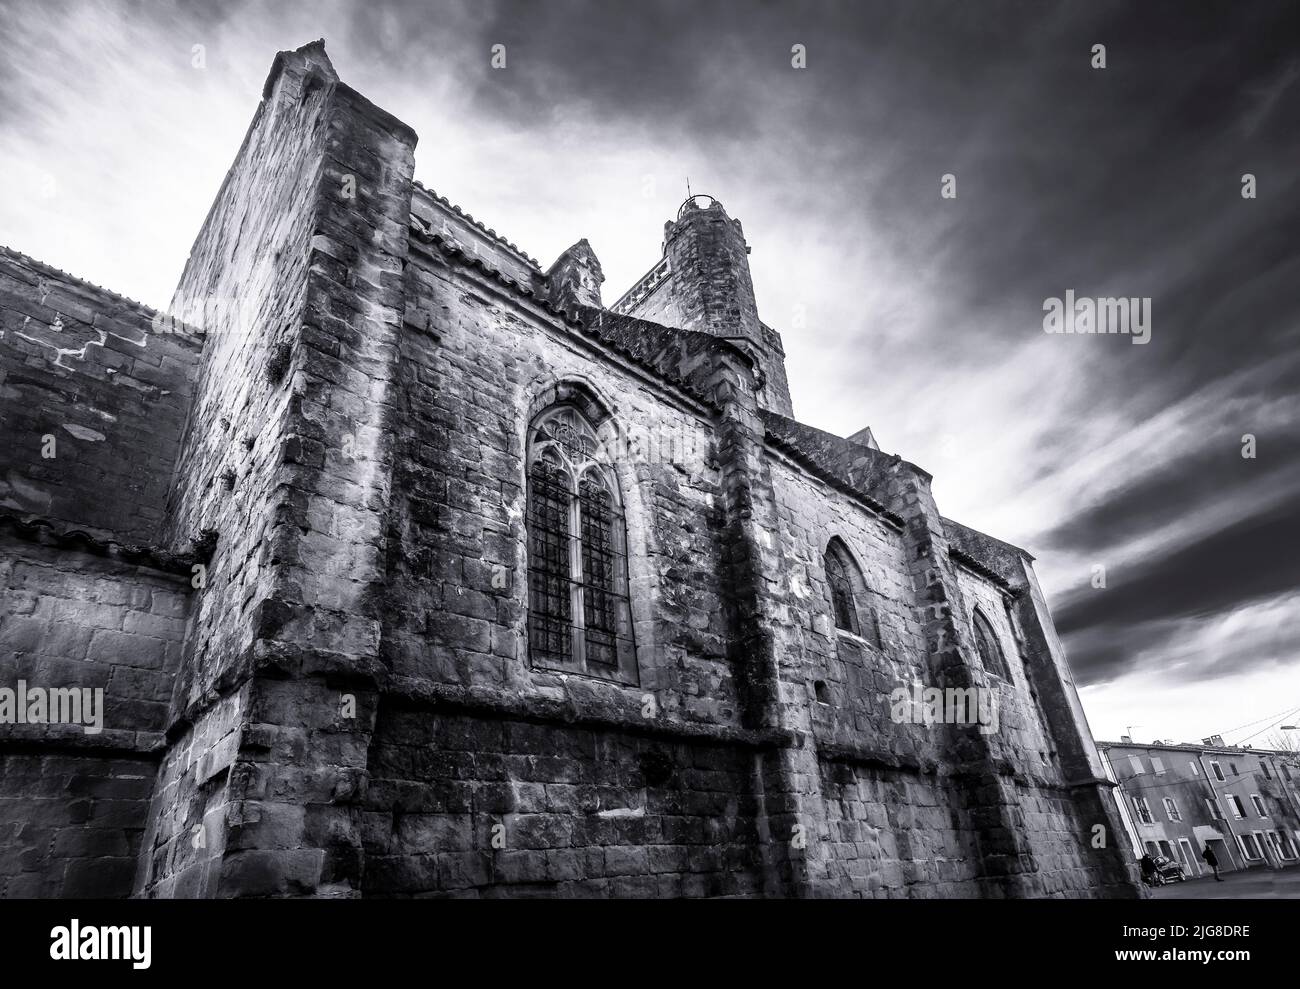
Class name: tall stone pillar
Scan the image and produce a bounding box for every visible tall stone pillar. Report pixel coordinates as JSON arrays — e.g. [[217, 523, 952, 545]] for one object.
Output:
[[867, 460, 1043, 897], [138, 41, 418, 898]]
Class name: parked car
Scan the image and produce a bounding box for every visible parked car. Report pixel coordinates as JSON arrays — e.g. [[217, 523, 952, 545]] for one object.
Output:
[[1147, 855, 1187, 885]]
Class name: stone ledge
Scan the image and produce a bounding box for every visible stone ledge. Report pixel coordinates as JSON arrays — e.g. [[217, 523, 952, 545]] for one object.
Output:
[[0, 727, 163, 758], [383, 675, 798, 751], [0, 512, 212, 578]]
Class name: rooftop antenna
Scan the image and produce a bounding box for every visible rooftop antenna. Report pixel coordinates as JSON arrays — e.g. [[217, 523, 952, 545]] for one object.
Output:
[[686, 177, 692, 199]]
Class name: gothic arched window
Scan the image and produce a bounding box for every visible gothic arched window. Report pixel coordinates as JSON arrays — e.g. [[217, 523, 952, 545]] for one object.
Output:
[[526, 405, 636, 682], [824, 541, 859, 635], [971, 607, 1010, 680], [823, 538, 880, 647]]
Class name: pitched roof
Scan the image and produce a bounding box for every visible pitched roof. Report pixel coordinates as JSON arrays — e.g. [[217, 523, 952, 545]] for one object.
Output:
[[759, 410, 905, 527], [408, 222, 730, 412], [760, 410, 1032, 586], [411, 180, 541, 268]]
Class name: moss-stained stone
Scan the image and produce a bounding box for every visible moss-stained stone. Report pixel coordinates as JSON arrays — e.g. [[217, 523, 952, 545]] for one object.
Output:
[[0, 40, 1141, 899]]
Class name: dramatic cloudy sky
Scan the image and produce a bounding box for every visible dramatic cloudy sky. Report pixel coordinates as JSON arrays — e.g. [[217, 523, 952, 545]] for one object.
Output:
[[2, 0, 1297, 746]]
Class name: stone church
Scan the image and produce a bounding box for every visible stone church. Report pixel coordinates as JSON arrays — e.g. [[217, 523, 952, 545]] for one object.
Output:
[[0, 42, 1140, 898]]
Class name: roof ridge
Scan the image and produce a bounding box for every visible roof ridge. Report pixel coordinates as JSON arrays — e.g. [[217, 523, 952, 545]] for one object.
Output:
[[759, 413, 905, 527], [407, 224, 720, 412], [0, 245, 166, 319], [411, 179, 541, 268]]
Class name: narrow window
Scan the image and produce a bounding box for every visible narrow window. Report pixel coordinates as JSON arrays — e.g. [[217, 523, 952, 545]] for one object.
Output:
[[1250, 794, 1268, 818], [971, 607, 1010, 680], [1163, 797, 1181, 821], [527, 456, 573, 667], [824, 541, 860, 635], [1211, 761, 1225, 782], [1133, 797, 1154, 825], [822, 538, 881, 647]]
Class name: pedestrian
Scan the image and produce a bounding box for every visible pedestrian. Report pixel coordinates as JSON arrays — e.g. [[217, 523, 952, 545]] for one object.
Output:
[[1202, 844, 1223, 881], [1139, 853, 1157, 885]]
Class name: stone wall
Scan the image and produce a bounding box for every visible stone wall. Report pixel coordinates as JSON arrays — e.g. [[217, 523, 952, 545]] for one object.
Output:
[[0, 752, 157, 898], [138, 39, 419, 898], [390, 238, 735, 715], [756, 444, 1138, 896], [0, 248, 201, 544], [0, 539, 190, 746], [362, 708, 772, 897], [352, 221, 791, 896], [0, 40, 1141, 900], [0, 537, 191, 897]]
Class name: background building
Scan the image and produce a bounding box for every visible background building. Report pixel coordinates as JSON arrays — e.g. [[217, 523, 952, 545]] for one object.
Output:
[[1099, 738, 1300, 877]]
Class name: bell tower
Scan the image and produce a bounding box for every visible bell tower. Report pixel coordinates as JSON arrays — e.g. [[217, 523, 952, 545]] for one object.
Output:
[[612, 195, 793, 416]]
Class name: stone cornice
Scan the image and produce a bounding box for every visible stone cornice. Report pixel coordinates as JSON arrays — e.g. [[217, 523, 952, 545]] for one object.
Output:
[[0, 512, 211, 578]]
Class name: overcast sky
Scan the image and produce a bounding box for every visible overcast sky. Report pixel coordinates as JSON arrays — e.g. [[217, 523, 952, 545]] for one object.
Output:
[[2, 0, 1297, 747]]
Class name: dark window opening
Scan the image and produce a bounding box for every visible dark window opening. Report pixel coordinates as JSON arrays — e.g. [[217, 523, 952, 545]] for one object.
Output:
[[824, 538, 880, 647], [972, 607, 1010, 680]]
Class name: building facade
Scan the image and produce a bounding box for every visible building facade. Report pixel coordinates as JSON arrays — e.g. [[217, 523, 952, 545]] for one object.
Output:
[[0, 42, 1141, 898], [1099, 739, 1300, 877]]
